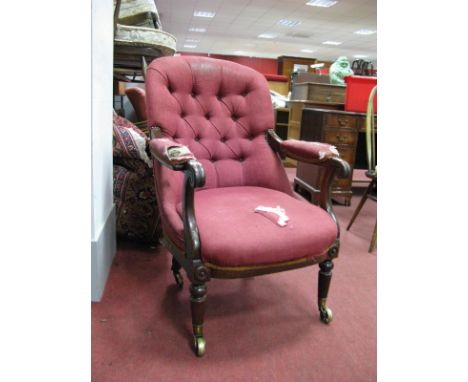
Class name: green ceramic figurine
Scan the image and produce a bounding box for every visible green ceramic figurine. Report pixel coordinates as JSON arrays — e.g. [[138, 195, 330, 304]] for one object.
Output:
[[329, 56, 354, 85]]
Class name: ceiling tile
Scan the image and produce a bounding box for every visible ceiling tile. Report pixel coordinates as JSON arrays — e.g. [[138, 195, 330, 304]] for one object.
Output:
[[156, 0, 377, 65]]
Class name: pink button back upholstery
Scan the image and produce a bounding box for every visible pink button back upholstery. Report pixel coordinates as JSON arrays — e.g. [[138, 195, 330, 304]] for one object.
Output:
[[146, 56, 293, 245]]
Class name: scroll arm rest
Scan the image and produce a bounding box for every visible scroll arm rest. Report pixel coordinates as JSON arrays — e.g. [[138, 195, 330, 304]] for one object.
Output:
[[181, 159, 206, 264], [266, 129, 350, 177], [266, 129, 351, 236], [149, 135, 194, 171], [149, 131, 206, 264]]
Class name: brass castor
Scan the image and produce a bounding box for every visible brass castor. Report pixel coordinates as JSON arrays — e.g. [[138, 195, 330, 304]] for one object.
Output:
[[172, 271, 183, 289], [193, 335, 206, 357], [319, 305, 333, 324]]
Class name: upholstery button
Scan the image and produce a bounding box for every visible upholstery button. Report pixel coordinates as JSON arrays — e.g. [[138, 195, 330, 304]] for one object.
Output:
[[191, 91, 196, 97], [232, 115, 238, 121], [205, 112, 210, 119], [181, 111, 186, 117], [194, 136, 200, 141], [216, 95, 222, 100], [221, 137, 227, 142]]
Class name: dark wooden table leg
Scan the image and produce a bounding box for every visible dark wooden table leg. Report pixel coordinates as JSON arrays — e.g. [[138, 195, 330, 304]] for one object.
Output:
[[347, 178, 374, 230], [369, 221, 377, 253]]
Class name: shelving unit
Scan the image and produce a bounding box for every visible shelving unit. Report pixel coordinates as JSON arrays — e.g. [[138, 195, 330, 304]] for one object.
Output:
[[274, 107, 289, 140]]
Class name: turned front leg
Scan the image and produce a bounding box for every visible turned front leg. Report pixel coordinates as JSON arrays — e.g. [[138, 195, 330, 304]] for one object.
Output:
[[318, 260, 334, 324], [190, 283, 207, 356]]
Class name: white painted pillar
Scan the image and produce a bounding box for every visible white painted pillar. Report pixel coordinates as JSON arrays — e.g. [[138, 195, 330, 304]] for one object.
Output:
[[91, 0, 116, 301]]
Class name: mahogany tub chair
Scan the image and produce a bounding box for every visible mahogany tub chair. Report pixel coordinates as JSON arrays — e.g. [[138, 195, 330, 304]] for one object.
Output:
[[146, 56, 350, 356]]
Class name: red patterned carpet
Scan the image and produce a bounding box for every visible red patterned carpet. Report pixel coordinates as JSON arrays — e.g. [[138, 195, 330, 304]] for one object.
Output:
[[92, 172, 377, 382]]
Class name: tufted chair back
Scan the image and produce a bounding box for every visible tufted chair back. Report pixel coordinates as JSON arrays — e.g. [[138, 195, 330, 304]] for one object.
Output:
[[146, 56, 293, 240]]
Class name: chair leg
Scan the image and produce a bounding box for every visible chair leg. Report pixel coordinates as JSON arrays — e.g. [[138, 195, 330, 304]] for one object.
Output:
[[171, 257, 183, 289], [318, 260, 334, 324], [190, 283, 207, 357], [369, 221, 377, 253], [346, 178, 374, 231]]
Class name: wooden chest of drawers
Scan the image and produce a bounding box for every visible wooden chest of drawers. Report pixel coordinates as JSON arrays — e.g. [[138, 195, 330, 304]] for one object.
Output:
[[294, 108, 376, 206], [291, 82, 346, 104]]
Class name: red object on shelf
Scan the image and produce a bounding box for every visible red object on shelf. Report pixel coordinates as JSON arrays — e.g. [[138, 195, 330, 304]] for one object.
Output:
[[264, 73, 288, 82], [344, 75, 377, 113]]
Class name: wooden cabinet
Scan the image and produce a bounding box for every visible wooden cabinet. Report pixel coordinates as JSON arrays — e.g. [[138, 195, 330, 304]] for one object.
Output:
[[291, 82, 345, 104], [287, 81, 345, 143], [277, 56, 318, 85], [274, 108, 289, 140], [268, 80, 289, 96], [286, 100, 344, 141], [294, 108, 376, 206]]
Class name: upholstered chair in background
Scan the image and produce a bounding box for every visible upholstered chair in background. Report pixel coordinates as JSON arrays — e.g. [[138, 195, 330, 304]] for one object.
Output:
[[146, 56, 350, 356], [113, 114, 161, 244], [125, 86, 147, 122]]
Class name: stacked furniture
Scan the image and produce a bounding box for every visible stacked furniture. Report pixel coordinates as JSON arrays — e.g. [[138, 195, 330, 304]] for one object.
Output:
[[294, 108, 376, 206], [113, 0, 176, 82], [287, 80, 345, 141]]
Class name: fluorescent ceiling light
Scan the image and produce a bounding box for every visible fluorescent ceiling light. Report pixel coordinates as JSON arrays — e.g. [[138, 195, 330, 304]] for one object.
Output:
[[278, 19, 302, 27], [353, 54, 368, 58], [185, 39, 200, 43], [183, 44, 197, 48], [189, 27, 206, 33], [301, 49, 314, 53], [258, 33, 277, 39], [306, 0, 338, 8], [354, 29, 376, 35], [193, 11, 216, 18], [234, 50, 246, 55], [322, 41, 342, 45]]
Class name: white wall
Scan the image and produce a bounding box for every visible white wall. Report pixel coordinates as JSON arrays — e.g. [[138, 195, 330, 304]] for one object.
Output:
[[91, 0, 116, 301]]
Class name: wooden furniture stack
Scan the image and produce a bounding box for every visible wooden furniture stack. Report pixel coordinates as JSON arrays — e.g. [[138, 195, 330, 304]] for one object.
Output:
[[113, 0, 176, 83], [287, 79, 345, 141], [274, 108, 289, 140], [291, 81, 346, 104], [294, 108, 377, 206], [277, 56, 318, 88]]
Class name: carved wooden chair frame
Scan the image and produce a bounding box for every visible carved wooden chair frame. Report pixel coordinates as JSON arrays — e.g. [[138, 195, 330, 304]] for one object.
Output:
[[150, 127, 350, 356]]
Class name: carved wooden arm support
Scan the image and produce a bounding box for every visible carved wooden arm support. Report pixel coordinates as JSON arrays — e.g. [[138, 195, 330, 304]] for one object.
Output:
[[149, 128, 206, 271], [181, 159, 205, 262], [266, 129, 351, 237]]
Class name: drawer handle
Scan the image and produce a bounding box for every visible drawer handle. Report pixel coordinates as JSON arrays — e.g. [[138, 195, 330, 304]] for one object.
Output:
[[338, 118, 348, 126], [336, 135, 347, 143]]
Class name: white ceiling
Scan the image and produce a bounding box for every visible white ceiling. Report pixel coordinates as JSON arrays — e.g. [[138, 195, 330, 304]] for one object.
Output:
[[156, 0, 376, 65]]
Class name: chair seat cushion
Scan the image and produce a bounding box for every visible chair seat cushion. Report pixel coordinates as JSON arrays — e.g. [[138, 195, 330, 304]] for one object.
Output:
[[176, 186, 337, 267]]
